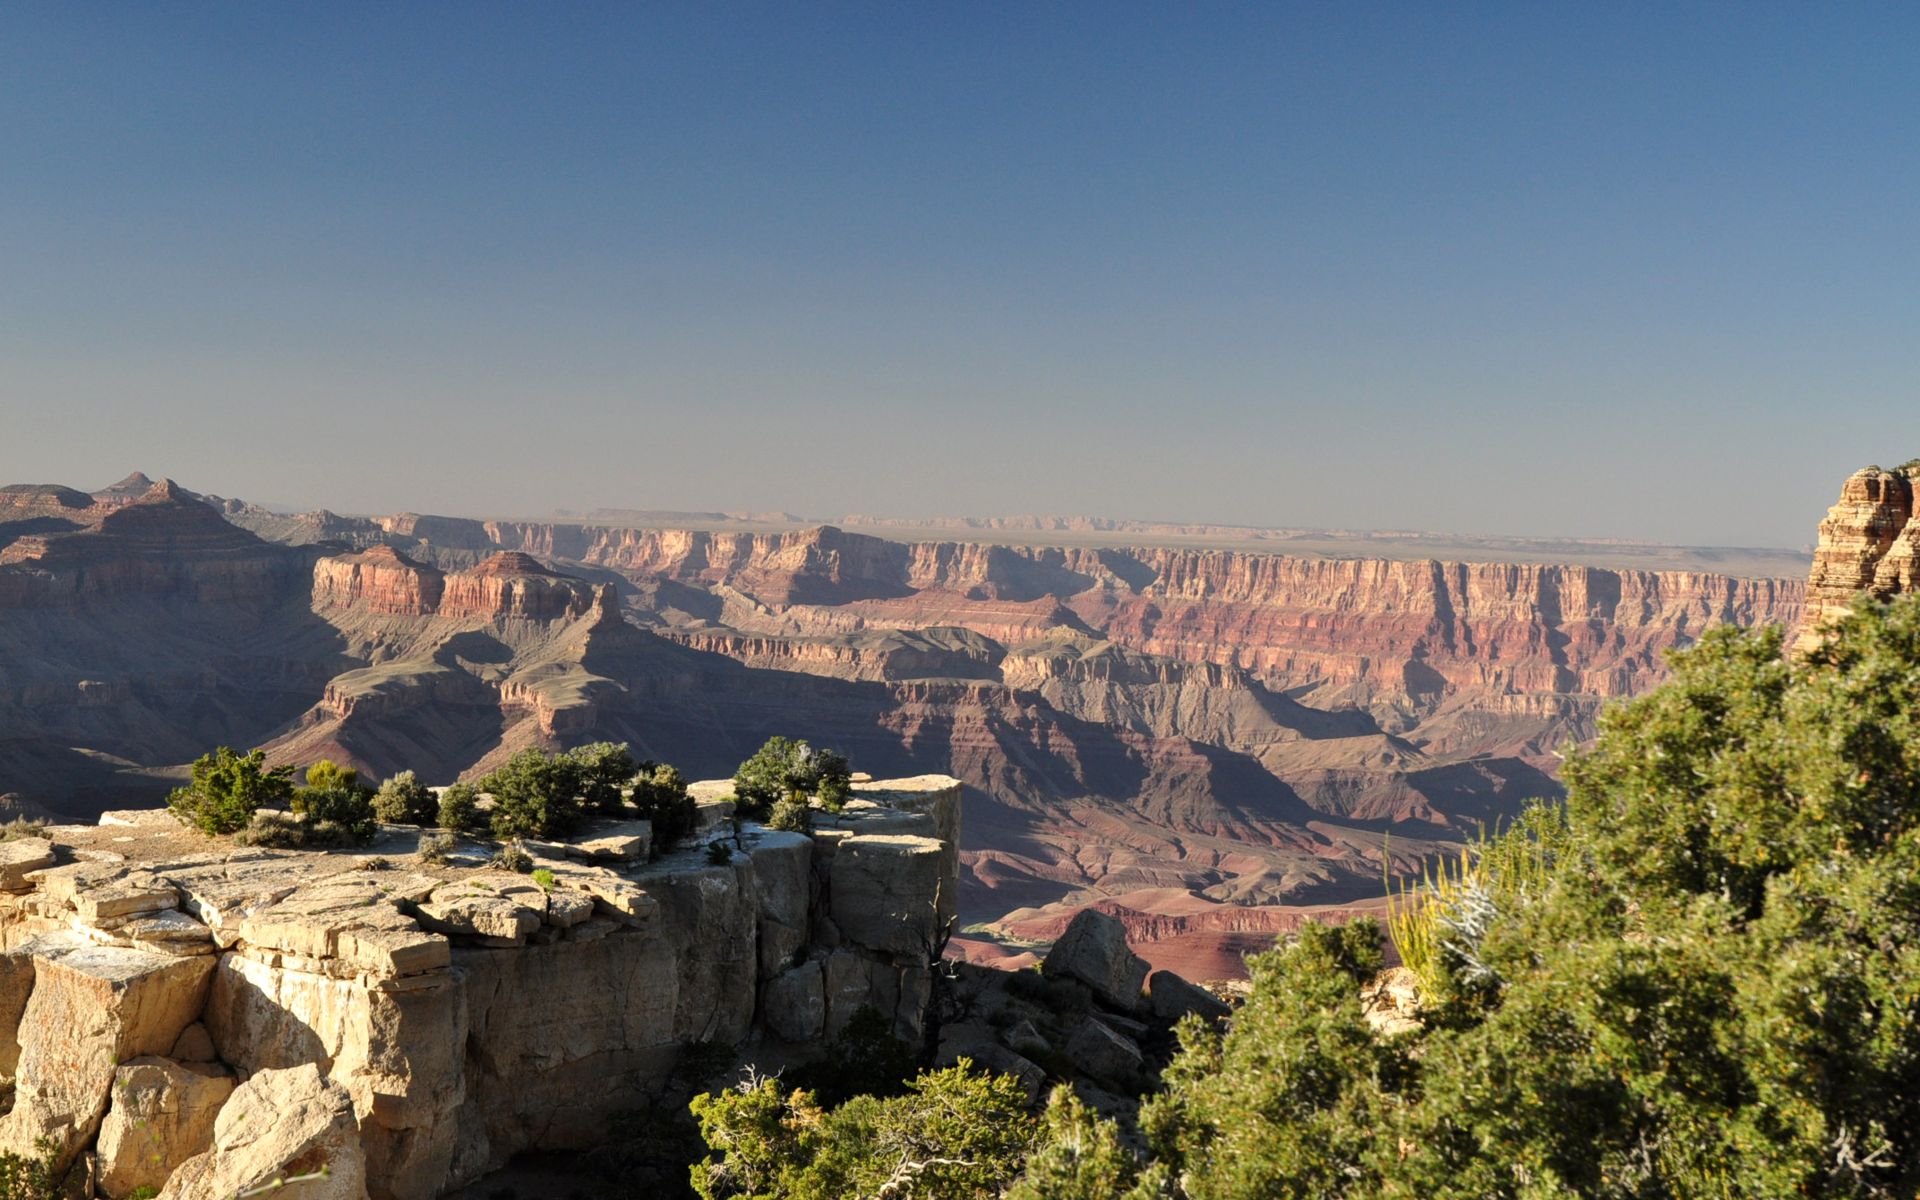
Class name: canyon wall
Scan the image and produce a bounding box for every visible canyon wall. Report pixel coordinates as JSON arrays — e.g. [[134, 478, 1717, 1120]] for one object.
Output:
[[1, 477, 1809, 974], [0, 777, 960, 1199]]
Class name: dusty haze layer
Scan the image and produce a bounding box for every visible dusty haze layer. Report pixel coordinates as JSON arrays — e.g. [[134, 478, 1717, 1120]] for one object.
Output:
[[0, 475, 1807, 979]]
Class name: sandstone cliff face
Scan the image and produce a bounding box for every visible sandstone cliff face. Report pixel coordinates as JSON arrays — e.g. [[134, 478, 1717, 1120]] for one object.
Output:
[[0, 777, 959, 1198], [1794, 464, 1920, 654]]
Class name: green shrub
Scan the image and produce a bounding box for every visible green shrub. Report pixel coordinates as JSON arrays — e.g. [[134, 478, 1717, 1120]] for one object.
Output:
[[766, 796, 811, 833], [417, 831, 457, 865], [531, 867, 556, 891], [706, 840, 732, 866], [566, 741, 639, 815], [233, 810, 364, 850], [490, 840, 533, 873], [731, 736, 853, 821], [303, 759, 360, 792], [631, 763, 697, 853], [0, 817, 47, 842], [168, 747, 294, 836], [437, 782, 485, 834], [372, 770, 437, 826], [481, 749, 585, 839], [1106, 598, 1920, 1197], [0, 1138, 58, 1200], [690, 1063, 1032, 1200], [290, 785, 376, 843], [788, 1006, 917, 1106]]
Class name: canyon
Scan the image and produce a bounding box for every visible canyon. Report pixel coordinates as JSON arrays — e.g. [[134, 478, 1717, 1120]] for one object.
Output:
[[0, 475, 1808, 979]]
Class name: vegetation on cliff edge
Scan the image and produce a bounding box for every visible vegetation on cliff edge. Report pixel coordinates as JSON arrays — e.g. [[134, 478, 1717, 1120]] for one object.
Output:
[[692, 595, 1920, 1199]]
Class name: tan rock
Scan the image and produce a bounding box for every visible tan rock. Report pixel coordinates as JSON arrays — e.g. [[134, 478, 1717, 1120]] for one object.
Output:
[[1795, 466, 1917, 654], [169, 1023, 217, 1064], [0, 943, 34, 1076], [415, 879, 542, 943], [828, 835, 943, 959], [96, 1056, 235, 1198], [0, 934, 216, 1169], [1063, 1019, 1144, 1089], [566, 819, 652, 862], [157, 1063, 368, 1200], [0, 839, 56, 892]]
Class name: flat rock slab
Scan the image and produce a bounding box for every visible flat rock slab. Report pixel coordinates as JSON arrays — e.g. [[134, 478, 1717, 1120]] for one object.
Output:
[[0, 839, 56, 891], [566, 819, 653, 862]]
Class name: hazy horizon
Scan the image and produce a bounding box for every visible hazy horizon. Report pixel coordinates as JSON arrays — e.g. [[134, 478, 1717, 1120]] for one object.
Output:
[[5, 5, 1915, 548]]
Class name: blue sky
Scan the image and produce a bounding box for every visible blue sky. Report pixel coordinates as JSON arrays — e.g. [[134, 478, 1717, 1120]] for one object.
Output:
[[2, 4, 1914, 546]]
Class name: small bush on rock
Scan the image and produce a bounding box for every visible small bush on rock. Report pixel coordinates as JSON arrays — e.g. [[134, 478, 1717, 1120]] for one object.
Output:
[[490, 839, 533, 873], [0, 817, 47, 842], [417, 831, 457, 865], [766, 796, 810, 833], [437, 782, 485, 834], [168, 747, 294, 836], [789, 1006, 916, 1106], [567, 741, 640, 815], [303, 759, 361, 792], [731, 736, 853, 821], [631, 763, 697, 853], [291, 784, 376, 843], [482, 748, 585, 839], [373, 770, 437, 826]]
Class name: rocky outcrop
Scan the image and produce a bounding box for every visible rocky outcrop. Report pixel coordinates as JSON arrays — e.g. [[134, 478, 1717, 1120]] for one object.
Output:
[[1041, 908, 1150, 1012], [312, 547, 446, 616], [0, 775, 960, 1198], [1795, 463, 1920, 654]]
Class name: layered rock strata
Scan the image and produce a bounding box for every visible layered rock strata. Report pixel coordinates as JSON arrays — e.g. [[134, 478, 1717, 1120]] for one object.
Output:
[[1794, 463, 1920, 654], [0, 775, 960, 1199]]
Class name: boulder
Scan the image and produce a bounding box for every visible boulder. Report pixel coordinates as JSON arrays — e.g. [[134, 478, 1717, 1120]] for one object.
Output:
[[761, 959, 825, 1043], [829, 834, 943, 959], [1148, 969, 1230, 1023], [0, 934, 216, 1169], [1041, 909, 1148, 1012], [95, 1056, 235, 1197], [1064, 1019, 1145, 1090], [158, 1063, 368, 1200]]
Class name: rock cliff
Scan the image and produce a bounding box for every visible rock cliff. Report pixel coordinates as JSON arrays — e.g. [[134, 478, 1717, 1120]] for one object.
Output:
[[0, 776, 960, 1198], [1794, 462, 1920, 654]]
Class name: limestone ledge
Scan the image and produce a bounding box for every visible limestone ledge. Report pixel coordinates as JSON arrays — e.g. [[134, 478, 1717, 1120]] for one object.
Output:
[[0, 774, 962, 1200]]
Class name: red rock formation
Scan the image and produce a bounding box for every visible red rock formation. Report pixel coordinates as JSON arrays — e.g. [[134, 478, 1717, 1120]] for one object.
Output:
[[311, 546, 445, 615]]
